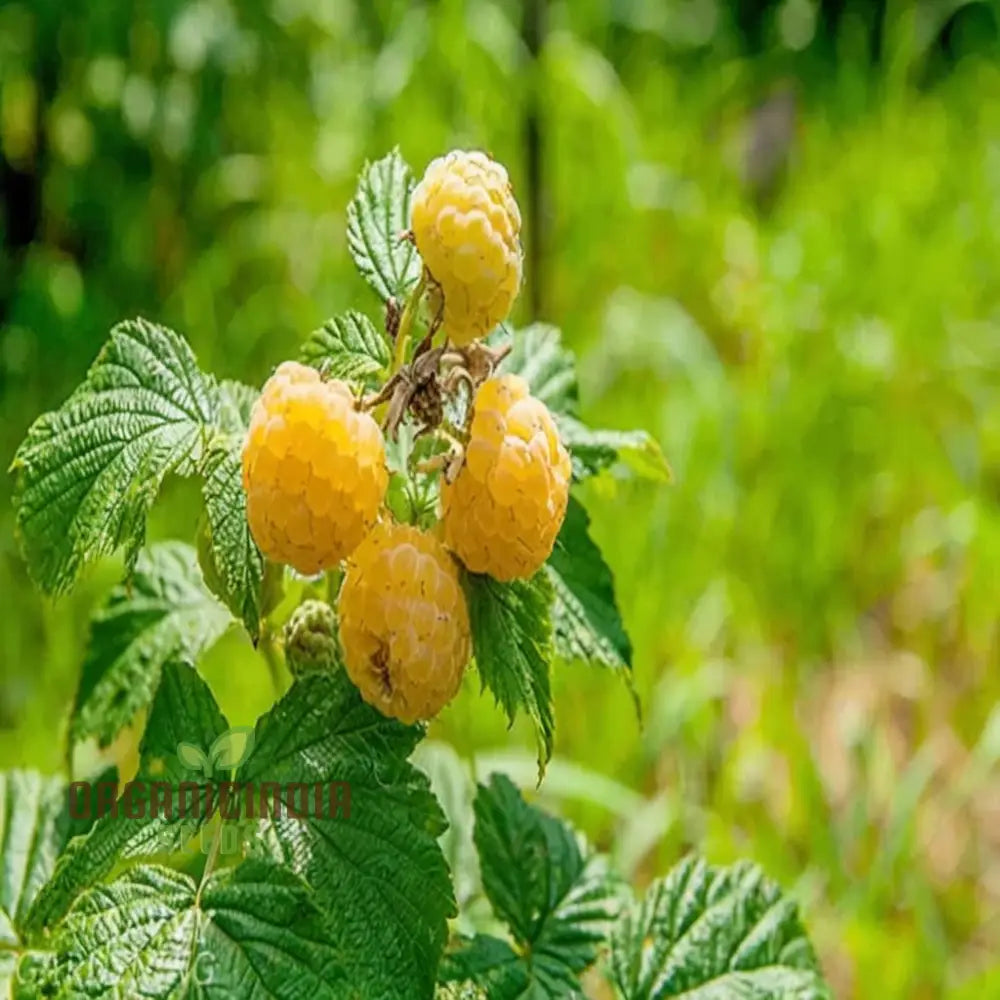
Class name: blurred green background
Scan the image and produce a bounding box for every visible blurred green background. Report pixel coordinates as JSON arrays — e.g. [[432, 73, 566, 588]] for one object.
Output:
[[3, 0, 1000, 996]]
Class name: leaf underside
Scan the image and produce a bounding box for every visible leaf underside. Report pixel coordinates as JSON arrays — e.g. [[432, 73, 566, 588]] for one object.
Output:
[[0, 767, 110, 991], [0, 772, 76, 933], [558, 416, 671, 484]]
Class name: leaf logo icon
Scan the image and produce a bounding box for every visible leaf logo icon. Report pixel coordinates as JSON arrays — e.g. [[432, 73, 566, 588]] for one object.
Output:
[[177, 728, 255, 780], [176, 742, 212, 778], [208, 727, 256, 772]]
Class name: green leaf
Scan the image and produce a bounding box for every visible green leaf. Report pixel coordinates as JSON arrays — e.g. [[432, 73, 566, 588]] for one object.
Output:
[[10, 318, 218, 595], [65, 765, 119, 842], [463, 572, 555, 772], [608, 856, 832, 1000], [0, 768, 111, 994], [200, 378, 266, 641], [436, 980, 491, 1000], [71, 542, 231, 748], [300, 310, 392, 388], [26, 663, 229, 934], [500, 324, 579, 417], [0, 951, 17, 998], [9, 325, 267, 629], [412, 741, 480, 915], [238, 671, 456, 1000], [0, 772, 78, 932], [495, 323, 668, 483], [441, 935, 528, 999], [442, 775, 623, 999], [547, 496, 632, 675], [28, 860, 350, 998], [214, 378, 257, 432], [475, 775, 622, 955], [201, 444, 265, 641], [557, 416, 670, 483], [347, 149, 422, 303]]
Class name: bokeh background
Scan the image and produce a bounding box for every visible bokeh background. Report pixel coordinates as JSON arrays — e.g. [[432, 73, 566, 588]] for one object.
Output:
[[2, 0, 1000, 996]]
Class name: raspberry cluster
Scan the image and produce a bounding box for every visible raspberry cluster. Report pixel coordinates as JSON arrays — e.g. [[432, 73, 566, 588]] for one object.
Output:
[[240, 150, 572, 724]]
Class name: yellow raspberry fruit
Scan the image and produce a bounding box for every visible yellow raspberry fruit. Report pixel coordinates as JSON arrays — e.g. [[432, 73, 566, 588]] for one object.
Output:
[[241, 361, 387, 576], [442, 374, 571, 581], [338, 522, 470, 723], [410, 150, 522, 346]]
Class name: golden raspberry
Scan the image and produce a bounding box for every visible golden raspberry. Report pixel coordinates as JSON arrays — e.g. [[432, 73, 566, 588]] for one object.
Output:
[[442, 374, 571, 581], [241, 362, 387, 576], [338, 522, 470, 723], [410, 150, 522, 346]]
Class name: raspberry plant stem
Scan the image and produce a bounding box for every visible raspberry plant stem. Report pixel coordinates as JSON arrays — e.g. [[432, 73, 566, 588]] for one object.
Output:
[[391, 275, 426, 374], [196, 819, 224, 906], [259, 624, 284, 695]]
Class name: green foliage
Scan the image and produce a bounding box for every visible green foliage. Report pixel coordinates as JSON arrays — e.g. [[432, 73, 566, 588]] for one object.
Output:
[[26, 662, 228, 934], [9, 319, 268, 642], [347, 149, 423, 304], [300, 310, 392, 387], [200, 379, 266, 639], [1, 132, 842, 1000], [500, 324, 579, 415], [608, 857, 831, 1000], [0, 771, 81, 939], [22, 669, 459, 999], [71, 542, 231, 747], [442, 775, 624, 999], [10, 319, 218, 594], [0, 771, 80, 994], [436, 982, 489, 1000], [437, 777, 831, 1000], [25, 862, 350, 998], [558, 418, 672, 483], [238, 672, 456, 1000], [413, 742, 480, 918], [547, 496, 632, 675], [464, 572, 556, 771], [500, 324, 669, 482]]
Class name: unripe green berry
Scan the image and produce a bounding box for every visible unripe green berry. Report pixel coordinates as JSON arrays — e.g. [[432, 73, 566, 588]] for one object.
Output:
[[283, 599, 343, 677]]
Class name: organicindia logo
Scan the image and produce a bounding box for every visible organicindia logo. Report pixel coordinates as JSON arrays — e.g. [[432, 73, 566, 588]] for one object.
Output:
[[66, 726, 352, 837]]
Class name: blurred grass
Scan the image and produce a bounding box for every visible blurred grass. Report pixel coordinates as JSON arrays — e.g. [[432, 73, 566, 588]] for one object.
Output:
[[3, 1, 1000, 997]]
